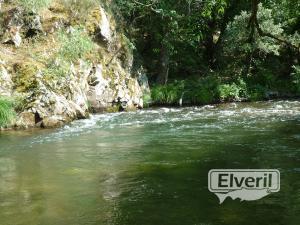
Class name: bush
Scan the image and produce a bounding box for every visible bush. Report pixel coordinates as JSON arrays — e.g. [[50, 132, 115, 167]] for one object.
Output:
[[151, 81, 184, 105], [291, 65, 300, 94], [184, 76, 220, 104], [142, 93, 152, 108], [57, 27, 94, 62], [218, 79, 248, 101], [248, 84, 266, 101], [0, 97, 15, 127], [16, 0, 52, 12]]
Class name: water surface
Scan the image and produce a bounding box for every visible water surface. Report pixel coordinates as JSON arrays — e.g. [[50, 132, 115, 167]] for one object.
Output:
[[0, 101, 300, 225]]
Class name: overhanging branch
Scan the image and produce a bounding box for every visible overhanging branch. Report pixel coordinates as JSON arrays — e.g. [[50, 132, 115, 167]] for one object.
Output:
[[248, 0, 299, 52]]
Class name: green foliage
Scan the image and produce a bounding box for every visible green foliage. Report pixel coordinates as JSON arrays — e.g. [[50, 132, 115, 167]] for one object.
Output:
[[16, 0, 52, 12], [291, 65, 300, 94], [185, 76, 220, 104], [0, 97, 15, 127], [61, 0, 98, 21], [218, 79, 248, 101], [142, 93, 152, 108], [248, 84, 266, 101], [224, 4, 283, 56], [151, 81, 184, 105], [57, 27, 94, 62], [43, 60, 71, 78], [150, 77, 255, 105]]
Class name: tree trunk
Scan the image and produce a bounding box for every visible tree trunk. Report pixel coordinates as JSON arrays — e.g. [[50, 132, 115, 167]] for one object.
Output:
[[156, 43, 170, 85]]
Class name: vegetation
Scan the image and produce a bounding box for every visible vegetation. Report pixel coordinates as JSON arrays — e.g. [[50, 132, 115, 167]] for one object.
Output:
[[57, 27, 94, 62], [61, 0, 99, 22], [115, 0, 300, 105], [16, 0, 52, 12], [0, 97, 15, 127], [3, 0, 300, 109], [151, 81, 184, 105], [292, 66, 300, 94], [41, 27, 94, 78]]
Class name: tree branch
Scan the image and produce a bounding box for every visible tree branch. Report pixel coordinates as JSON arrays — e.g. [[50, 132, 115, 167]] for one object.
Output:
[[248, 0, 299, 52]]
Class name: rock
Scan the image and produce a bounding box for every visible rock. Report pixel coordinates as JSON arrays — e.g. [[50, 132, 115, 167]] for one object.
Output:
[[2, 7, 43, 47], [87, 6, 113, 43], [0, 62, 13, 96], [137, 67, 150, 94], [41, 116, 65, 128], [265, 91, 279, 99], [3, 7, 24, 29], [23, 12, 43, 37], [99, 6, 112, 42], [11, 27, 22, 47], [15, 112, 36, 128], [0, 3, 148, 129]]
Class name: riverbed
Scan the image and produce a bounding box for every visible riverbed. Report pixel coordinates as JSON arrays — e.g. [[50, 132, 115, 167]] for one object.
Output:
[[0, 101, 300, 225]]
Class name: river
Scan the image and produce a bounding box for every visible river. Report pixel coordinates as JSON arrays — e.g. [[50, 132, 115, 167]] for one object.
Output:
[[0, 101, 300, 225]]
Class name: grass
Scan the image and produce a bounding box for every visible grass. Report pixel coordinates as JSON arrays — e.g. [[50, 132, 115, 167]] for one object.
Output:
[[0, 97, 15, 127], [57, 27, 94, 62], [16, 0, 52, 12], [61, 0, 99, 22], [151, 81, 184, 105]]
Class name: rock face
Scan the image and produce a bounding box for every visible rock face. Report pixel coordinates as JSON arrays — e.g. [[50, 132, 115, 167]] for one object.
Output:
[[0, 4, 147, 129], [0, 61, 13, 96], [1, 7, 43, 47]]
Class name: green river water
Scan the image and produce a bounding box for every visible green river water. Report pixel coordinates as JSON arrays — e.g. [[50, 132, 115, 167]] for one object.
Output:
[[0, 101, 300, 225]]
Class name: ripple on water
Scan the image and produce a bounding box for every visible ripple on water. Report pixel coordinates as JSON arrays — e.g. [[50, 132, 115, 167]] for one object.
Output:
[[29, 100, 300, 145]]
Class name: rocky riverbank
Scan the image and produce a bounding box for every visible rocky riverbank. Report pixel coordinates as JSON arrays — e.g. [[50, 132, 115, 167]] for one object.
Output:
[[0, 1, 149, 129]]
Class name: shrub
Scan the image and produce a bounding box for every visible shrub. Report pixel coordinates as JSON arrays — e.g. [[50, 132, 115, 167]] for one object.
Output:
[[185, 76, 220, 104], [291, 65, 300, 94], [151, 81, 184, 105], [218, 79, 248, 101], [248, 84, 266, 101], [142, 93, 152, 108], [57, 27, 94, 62], [0, 97, 15, 127], [16, 0, 52, 12]]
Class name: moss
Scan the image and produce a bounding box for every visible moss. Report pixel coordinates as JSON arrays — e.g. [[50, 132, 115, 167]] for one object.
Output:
[[106, 105, 119, 113], [86, 8, 102, 35], [13, 62, 41, 92]]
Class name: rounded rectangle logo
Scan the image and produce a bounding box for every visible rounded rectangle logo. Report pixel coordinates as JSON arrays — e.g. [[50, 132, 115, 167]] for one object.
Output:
[[208, 169, 280, 204]]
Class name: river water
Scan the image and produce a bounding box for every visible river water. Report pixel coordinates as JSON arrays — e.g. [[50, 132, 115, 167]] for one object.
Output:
[[0, 101, 300, 225]]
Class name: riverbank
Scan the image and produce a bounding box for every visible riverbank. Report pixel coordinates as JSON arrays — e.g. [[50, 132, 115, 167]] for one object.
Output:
[[0, 1, 149, 130]]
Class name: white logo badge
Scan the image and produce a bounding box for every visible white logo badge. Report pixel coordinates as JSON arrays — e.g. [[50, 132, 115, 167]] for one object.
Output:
[[208, 169, 280, 204]]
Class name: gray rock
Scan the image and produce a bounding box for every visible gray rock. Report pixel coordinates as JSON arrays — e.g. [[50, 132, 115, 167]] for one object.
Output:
[[0, 62, 13, 96], [41, 116, 65, 128]]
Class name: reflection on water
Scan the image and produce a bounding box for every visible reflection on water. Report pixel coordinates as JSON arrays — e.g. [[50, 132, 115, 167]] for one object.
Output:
[[0, 101, 300, 225]]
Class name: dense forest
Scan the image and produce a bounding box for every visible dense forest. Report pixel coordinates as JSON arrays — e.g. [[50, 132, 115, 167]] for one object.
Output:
[[115, 0, 300, 105]]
